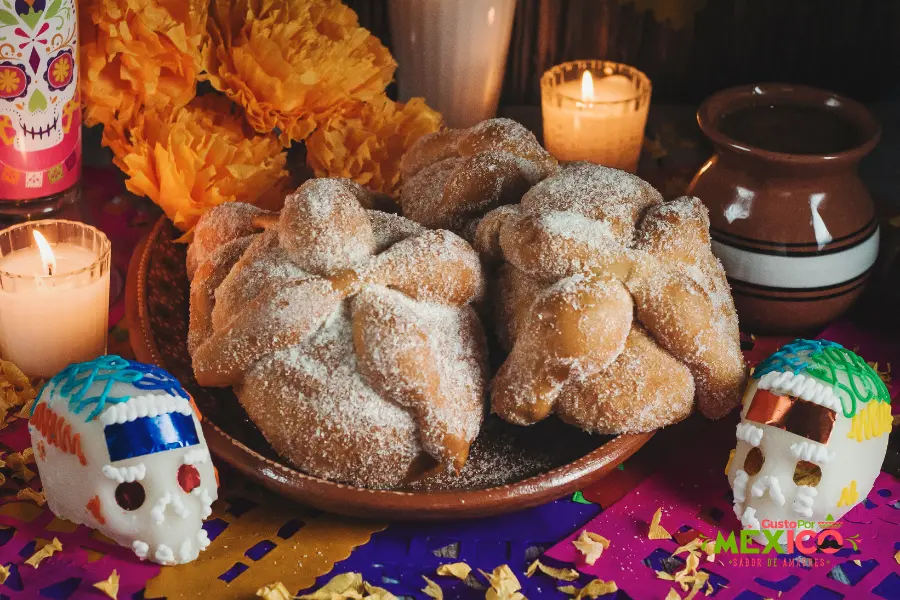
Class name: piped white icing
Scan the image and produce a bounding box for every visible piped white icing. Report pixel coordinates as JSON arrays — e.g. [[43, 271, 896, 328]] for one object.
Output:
[[757, 371, 840, 411], [151, 492, 172, 525], [99, 395, 194, 425], [741, 506, 760, 530], [790, 440, 835, 465], [736, 422, 764, 446], [154, 544, 175, 565], [751, 475, 786, 506], [183, 448, 210, 465], [793, 486, 817, 518], [733, 469, 749, 504], [171, 494, 189, 519], [102, 463, 146, 483], [132, 540, 149, 560], [193, 488, 214, 519]]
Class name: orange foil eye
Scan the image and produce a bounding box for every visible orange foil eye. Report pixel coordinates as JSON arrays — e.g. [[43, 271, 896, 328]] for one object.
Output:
[[746, 389, 794, 426], [746, 387, 836, 444]]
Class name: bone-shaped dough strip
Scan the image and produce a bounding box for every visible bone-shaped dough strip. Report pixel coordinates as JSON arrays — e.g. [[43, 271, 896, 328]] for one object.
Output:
[[192, 278, 344, 387], [352, 288, 474, 471], [497, 210, 636, 283], [188, 236, 254, 356], [626, 259, 746, 419], [491, 275, 633, 425], [365, 229, 484, 306]]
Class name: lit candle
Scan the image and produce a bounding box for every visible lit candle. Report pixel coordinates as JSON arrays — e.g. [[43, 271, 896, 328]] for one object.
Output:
[[541, 60, 652, 172], [0, 220, 111, 378]]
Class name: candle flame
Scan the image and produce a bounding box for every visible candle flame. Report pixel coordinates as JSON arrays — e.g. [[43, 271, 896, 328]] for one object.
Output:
[[581, 70, 594, 102], [32, 230, 56, 276]]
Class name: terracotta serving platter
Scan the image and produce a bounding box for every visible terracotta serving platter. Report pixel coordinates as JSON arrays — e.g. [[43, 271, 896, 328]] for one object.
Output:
[[126, 216, 654, 520]]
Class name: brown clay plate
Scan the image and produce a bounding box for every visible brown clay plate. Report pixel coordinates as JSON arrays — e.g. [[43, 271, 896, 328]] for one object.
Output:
[[126, 216, 654, 520]]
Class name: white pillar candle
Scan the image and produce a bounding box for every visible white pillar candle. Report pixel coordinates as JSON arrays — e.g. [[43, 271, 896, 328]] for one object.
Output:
[[0, 221, 110, 378], [541, 60, 652, 173]]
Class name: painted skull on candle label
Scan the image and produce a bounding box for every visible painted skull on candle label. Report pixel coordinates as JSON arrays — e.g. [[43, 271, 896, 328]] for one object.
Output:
[[727, 340, 891, 544], [29, 356, 218, 565], [0, 0, 78, 152]]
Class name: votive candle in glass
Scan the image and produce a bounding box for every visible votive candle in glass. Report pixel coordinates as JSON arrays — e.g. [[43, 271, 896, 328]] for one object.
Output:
[[0, 220, 110, 378], [541, 60, 652, 172]]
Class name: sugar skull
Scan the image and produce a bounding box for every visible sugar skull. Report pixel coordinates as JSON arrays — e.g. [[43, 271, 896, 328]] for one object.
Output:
[[29, 356, 218, 565], [726, 340, 891, 544], [0, 0, 78, 151]]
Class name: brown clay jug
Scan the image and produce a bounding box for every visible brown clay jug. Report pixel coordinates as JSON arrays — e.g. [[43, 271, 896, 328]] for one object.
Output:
[[688, 83, 881, 334]]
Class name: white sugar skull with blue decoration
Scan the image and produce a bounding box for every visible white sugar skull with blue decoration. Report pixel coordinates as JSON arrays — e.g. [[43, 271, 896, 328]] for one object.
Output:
[[29, 356, 218, 565], [727, 340, 891, 544]]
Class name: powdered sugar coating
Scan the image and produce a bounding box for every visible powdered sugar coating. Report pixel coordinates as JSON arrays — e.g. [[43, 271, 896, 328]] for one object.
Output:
[[279, 179, 376, 274], [239, 304, 424, 489], [188, 179, 488, 488], [521, 162, 662, 243], [186, 203, 271, 280], [399, 118, 558, 238], [479, 171, 747, 431]]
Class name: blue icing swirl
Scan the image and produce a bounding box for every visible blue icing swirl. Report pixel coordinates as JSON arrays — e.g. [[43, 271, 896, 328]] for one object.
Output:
[[34, 355, 188, 422], [753, 339, 843, 380]]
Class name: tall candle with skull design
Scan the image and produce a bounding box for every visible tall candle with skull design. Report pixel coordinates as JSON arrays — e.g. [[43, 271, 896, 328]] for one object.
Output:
[[0, 0, 79, 216]]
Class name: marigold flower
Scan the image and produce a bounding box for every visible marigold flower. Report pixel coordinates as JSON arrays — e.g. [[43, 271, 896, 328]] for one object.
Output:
[[80, 0, 207, 128], [204, 0, 396, 145], [306, 97, 442, 197], [105, 95, 289, 232]]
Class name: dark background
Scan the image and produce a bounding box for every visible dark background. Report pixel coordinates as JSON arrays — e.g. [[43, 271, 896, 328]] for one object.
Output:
[[347, 0, 900, 105]]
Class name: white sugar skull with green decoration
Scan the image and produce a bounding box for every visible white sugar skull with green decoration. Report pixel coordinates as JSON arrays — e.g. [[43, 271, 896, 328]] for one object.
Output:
[[726, 339, 891, 544], [0, 0, 77, 151], [29, 356, 218, 565]]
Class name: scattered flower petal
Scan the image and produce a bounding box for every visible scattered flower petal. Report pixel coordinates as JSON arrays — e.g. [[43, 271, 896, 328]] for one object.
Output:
[[525, 559, 579, 581], [481, 565, 525, 600], [573, 530, 610, 565], [25, 537, 62, 568], [16, 488, 45, 506], [299, 572, 363, 599], [574, 578, 618, 599], [422, 575, 443, 600], [649, 508, 671, 540], [93, 570, 120, 600], [436, 562, 471, 580], [256, 582, 294, 600]]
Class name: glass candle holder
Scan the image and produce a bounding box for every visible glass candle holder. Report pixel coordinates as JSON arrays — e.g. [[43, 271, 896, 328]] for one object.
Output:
[[0, 220, 110, 377], [541, 60, 652, 172]]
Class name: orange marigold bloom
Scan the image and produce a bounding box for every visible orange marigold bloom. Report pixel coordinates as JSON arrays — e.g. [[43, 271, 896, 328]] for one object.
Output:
[[306, 96, 442, 197], [105, 95, 289, 232], [204, 0, 396, 145], [80, 0, 207, 128]]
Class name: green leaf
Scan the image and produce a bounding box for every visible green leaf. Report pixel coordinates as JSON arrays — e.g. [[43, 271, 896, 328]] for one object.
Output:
[[20, 7, 41, 30], [0, 9, 17, 25], [43, 0, 61, 20]]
